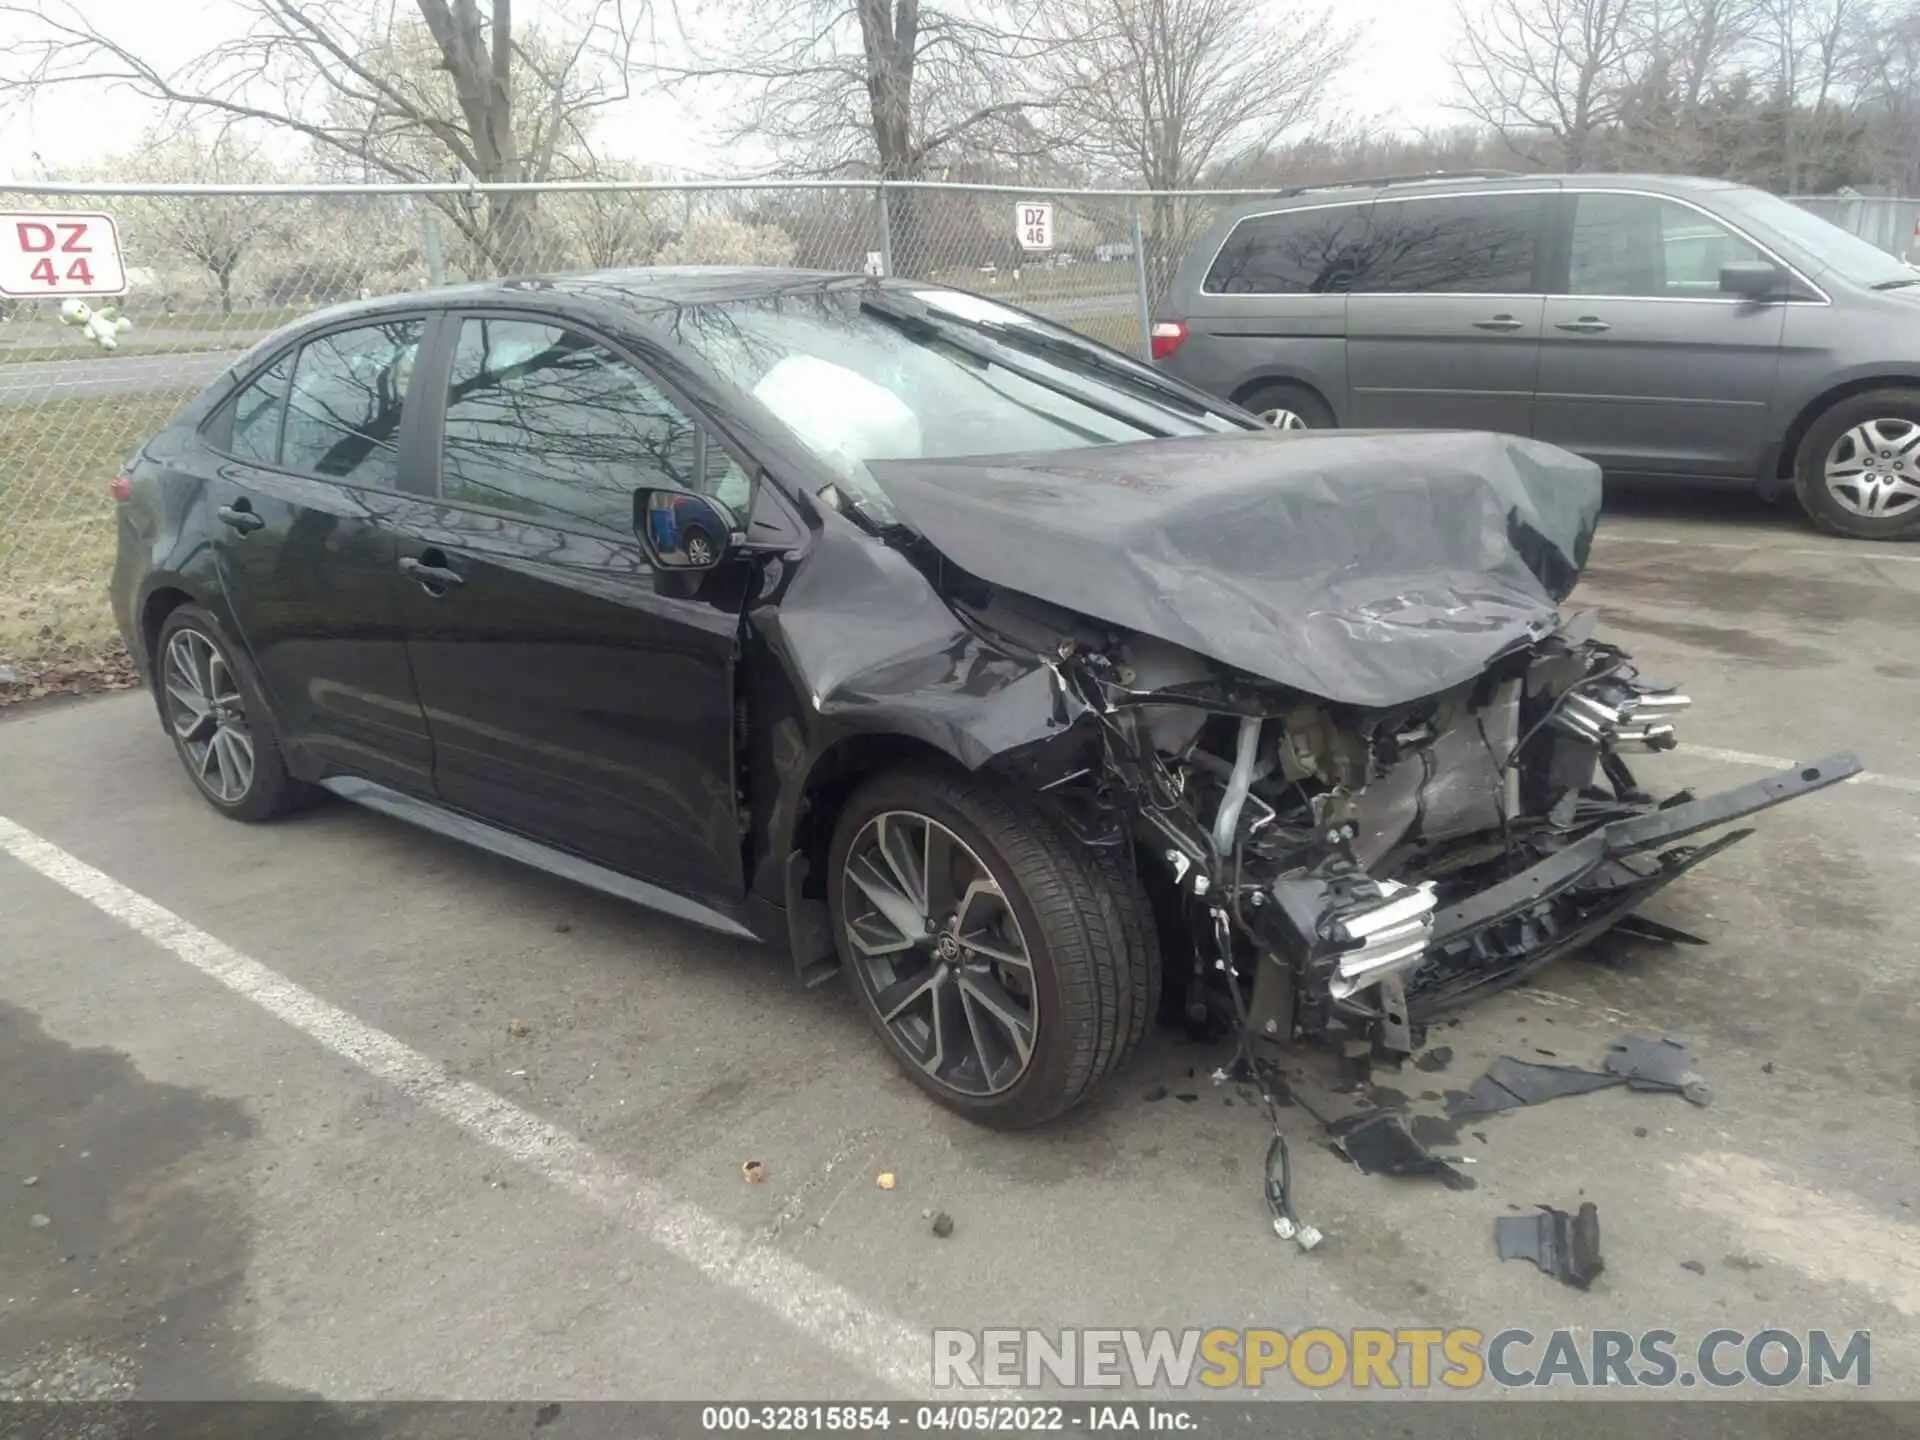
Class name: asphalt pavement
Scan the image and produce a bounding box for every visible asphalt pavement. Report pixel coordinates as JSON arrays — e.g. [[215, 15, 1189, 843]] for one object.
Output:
[[0, 350, 240, 405], [0, 489, 1916, 1417]]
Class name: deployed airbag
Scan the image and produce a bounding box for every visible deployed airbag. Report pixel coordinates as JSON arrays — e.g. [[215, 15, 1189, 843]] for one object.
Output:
[[867, 430, 1602, 708]]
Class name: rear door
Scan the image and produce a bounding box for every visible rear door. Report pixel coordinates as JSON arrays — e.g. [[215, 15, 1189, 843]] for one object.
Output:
[[389, 312, 752, 906], [202, 316, 434, 793], [1534, 190, 1787, 479], [1345, 189, 1555, 436]]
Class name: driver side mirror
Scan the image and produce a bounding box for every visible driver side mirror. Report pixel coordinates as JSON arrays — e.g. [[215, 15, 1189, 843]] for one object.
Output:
[[634, 488, 738, 571], [1720, 260, 1784, 300]]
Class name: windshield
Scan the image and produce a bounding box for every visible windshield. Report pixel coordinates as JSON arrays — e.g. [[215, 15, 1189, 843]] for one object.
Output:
[[1717, 189, 1917, 288], [667, 286, 1245, 523]]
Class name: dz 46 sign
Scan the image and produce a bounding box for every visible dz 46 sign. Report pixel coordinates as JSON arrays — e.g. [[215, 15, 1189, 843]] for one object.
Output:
[[0, 212, 128, 297], [1016, 201, 1054, 251]]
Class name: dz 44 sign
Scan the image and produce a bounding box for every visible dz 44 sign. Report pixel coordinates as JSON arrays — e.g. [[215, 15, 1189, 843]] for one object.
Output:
[[0, 212, 128, 298]]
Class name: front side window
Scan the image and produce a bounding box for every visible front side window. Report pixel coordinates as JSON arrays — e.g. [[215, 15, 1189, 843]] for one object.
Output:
[[1568, 193, 1765, 297], [1358, 193, 1545, 294], [1204, 205, 1369, 295], [280, 319, 423, 485], [440, 317, 726, 535]]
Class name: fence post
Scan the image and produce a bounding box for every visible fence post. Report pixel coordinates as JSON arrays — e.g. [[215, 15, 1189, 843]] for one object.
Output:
[[1130, 199, 1152, 361], [421, 205, 446, 287], [877, 183, 894, 277]]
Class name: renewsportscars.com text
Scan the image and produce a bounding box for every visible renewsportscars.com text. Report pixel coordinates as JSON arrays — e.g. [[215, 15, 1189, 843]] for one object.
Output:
[[932, 1327, 1873, 1391]]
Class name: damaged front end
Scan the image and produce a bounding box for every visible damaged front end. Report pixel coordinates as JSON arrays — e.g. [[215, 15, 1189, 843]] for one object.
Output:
[[1027, 622, 1856, 1065], [855, 430, 1858, 1067]]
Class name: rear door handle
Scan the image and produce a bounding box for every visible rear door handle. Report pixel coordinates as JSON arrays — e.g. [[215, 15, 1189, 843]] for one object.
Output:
[[1555, 317, 1612, 334], [1473, 314, 1526, 332], [400, 555, 465, 593], [216, 503, 264, 534]]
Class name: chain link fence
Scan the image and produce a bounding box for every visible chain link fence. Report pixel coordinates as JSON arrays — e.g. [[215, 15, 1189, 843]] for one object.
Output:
[[0, 178, 1249, 674], [0, 178, 1912, 674]]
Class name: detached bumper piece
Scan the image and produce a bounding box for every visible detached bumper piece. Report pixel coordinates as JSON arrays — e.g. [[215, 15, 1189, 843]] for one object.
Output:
[[1407, 752, 1861, 1016]]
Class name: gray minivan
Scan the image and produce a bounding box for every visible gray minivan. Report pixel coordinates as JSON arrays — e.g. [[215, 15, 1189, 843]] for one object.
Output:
[[1153, 174, 1920, 540]]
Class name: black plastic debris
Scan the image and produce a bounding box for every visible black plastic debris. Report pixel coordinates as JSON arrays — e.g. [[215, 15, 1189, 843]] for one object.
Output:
[[1330, 1110, 1470, 1189], [1604, 1034, 1713, 1107], [1496, 1203, 1604, 1289], [1448, 1056, 1623, 1117], [1612, 915, 1709, 946]]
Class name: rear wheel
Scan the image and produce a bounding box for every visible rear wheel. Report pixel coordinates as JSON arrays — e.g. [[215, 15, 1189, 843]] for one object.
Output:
[[1793, 389, 1920, 540], [1238, 381, 1333, 431], [156, 605, 315, 821], [827, 768, 1159, 1128]]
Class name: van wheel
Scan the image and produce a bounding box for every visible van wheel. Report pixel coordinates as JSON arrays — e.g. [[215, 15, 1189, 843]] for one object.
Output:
[[1238, 382, 1333, 431], [1793, 389, 1920, 540], [827, 767, 1160, 1128]]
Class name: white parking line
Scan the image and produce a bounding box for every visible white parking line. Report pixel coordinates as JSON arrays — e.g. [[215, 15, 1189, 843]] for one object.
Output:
[[0, 812, 929, 1396], [1594, 533, 1920, 565], [1677, 743, 1920, 796]]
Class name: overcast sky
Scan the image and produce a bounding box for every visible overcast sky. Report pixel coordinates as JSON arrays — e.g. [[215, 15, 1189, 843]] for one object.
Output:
[[0, 0, 1466, 178]]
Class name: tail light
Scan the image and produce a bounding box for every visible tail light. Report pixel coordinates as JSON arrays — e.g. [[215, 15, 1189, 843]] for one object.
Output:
[[111, 473, 132, 503], [1149, 320, 1188, 361]]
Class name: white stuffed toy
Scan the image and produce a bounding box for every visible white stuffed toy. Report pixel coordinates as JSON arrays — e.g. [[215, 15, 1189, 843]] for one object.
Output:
[[58, 298, 134, 352]]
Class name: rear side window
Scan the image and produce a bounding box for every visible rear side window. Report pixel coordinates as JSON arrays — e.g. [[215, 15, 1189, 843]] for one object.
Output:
[[1568, 192, 1766, 297], [439, 316, 714, 536], [280, 319, 424, 486], [1358, 193, 1545, 294], [1204, 205, 1369, 294], [226, 355, 291, 464]]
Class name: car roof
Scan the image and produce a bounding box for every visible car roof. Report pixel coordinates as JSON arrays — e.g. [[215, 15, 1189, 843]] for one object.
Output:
[[281, 267, 921, 336], [1210, 171, 1747, 224]]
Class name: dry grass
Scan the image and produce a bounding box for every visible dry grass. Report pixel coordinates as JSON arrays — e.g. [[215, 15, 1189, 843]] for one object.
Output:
[[0, 391, 194, 663]]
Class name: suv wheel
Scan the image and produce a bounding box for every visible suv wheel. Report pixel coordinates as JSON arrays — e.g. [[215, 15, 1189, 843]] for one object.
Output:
[[827, 768, 1160, 1128], [156, 605, 316, 821], [1239, 382, 1333, 431], [1793, 389, 1920, 540]]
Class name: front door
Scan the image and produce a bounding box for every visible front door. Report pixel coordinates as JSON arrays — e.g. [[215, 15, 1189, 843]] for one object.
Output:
[[1345, 190, 1554, 436], [206, 317, 435, 794], [1534, 191, 1787, 480], [394, 313, 751, 905]]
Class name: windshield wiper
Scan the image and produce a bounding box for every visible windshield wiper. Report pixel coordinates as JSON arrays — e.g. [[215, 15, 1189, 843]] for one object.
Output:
[[1871, 276, 1920, 290], [858, 296, 1183, 439], [956, 319, 1235, 424]]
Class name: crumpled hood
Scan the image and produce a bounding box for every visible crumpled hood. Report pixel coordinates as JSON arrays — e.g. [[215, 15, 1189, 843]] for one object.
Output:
[[865, 429, 1602, 709]]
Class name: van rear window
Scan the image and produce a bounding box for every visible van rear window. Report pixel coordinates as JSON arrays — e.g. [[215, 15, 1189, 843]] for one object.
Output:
[[1204, 205, 1370, 295]]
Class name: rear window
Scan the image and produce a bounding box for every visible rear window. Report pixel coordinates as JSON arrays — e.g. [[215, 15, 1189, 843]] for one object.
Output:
[[1357, 193, 1546, 294], [1203, 204, 1370, 295]]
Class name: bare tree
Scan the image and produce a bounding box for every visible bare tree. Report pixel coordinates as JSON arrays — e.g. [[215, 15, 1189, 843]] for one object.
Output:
[[1450, 0, 1646, 168], [1853, 0, 1920, 190], [666, 0, 1060, 271], [1032, 0, 1348, 294], [0, 0, 648, 266]]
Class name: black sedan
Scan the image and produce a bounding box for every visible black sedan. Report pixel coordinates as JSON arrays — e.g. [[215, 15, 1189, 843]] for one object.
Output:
[[111, 268, 1849, 1128]]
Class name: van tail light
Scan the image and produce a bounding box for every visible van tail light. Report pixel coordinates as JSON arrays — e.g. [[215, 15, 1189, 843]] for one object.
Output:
[[111, 473, 132, 503], [1149, 320, 1188, 361]]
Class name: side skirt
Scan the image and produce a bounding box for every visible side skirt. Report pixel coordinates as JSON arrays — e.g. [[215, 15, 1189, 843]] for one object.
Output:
[[321, 776, 762, 943]]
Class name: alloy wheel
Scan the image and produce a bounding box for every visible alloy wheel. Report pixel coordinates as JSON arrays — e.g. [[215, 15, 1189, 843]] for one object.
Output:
[[1261, 407, 1310, 430], [162, 628, 256, 804], [1824, 418, 1920, 520], [840, 810, 1038, 1098]]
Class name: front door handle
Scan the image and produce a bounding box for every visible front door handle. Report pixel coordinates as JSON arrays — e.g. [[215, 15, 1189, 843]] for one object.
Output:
[[1555, 317, 1613, 334], [216, 503, 264, 534], [1473, 314, 1526, 332], [400, 555, 465, 593]]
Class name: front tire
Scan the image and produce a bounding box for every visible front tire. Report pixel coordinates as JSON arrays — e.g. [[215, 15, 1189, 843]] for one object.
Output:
[[1793, 389, 1920, 540], [155, 605, 315, 822], [827, 767, 1160, 1128]]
